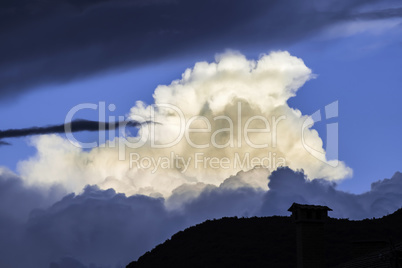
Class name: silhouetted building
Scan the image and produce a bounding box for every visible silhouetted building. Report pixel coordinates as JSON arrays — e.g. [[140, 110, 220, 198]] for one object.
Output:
[[288, 203, 332, 268]]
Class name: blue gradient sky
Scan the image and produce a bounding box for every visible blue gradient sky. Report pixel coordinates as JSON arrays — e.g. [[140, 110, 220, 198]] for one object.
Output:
[[2, 24, 401, 193]]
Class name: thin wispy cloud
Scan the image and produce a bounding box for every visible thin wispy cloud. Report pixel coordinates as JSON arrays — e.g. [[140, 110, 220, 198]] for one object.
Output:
[[0, 141, 10, 146], [0, 119, 148, 145]]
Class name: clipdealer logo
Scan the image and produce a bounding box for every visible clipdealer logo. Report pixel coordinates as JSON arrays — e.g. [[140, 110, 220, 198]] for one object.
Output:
[[64, 100, 340, 170]]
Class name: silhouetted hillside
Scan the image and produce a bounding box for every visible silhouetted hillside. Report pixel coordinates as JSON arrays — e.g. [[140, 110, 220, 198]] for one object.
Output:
[[127, 209, 402, 267]]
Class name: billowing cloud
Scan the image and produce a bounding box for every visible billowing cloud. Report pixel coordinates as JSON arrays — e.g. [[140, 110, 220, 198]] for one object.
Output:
[[1, 0, 401, 99], [17, 51, 351, 200], [1, 166, 402, 267]]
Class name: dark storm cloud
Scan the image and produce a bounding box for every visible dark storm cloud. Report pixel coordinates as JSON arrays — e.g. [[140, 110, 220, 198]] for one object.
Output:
[[0, 169, 67, 267], [0, 176, 186, 267], [1, 0, 400, 100], [0, 119, 147, 145], [1, 167, 402, 266], [260, 167, 402, 219], [0, 168, 65, 222], [23, 186, 183, 267]]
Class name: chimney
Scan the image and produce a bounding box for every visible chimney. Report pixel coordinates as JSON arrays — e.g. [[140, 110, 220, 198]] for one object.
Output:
[[288, 203, 332, 268]]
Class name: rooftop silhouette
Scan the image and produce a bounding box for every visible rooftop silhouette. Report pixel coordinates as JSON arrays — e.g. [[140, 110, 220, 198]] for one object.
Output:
[[127, 204, 402, 267]]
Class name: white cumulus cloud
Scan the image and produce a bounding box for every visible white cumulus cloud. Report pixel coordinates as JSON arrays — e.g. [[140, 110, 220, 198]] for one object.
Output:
[[17, 50, 352, 201]]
